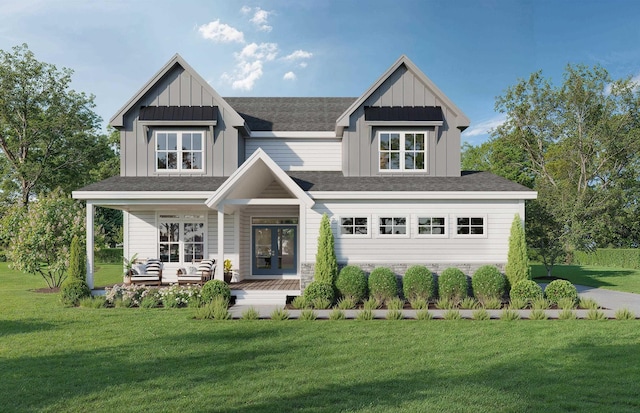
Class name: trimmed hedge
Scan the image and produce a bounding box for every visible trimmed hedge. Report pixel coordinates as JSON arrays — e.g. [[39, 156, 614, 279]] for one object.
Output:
[[368, 267, 398, 303], [60, 278, 91, 307], [403, 265, 435, 301], [95, 248, 124, 264], [472, 265, 506, 302], [201, 280, 231, 304], [438, 268, 468, 302], [510, 279, 543, 303], [303, 281, 335, 303], [544, 280, 578, 305], [335, 265, 368, 302], [573, 248, 640, 269]]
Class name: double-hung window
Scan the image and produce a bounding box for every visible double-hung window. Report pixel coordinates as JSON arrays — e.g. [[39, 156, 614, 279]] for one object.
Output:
[[156, 131, 204, 172], [379, 132, 426, 171], [159, 214, 206, 263]]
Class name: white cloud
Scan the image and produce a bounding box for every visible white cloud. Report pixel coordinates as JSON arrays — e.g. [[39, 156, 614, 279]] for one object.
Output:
[[198, 20, 244, 43], [462, 114, 506, 138], [284, 50, 313, 61], [240, 5, 252, 15], [223, 42, 279, 91], [249, 7, 272, 32], [299, 62, 308, 68], [283, 71, 296, 81]]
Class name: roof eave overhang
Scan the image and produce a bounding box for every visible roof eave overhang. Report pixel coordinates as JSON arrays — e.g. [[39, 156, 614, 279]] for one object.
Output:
[[309, 191, 538, 200]]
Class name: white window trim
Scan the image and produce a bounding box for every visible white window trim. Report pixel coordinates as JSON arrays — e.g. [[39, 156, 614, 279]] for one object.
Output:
[[378, 130, 427, 173], [412, 214, 448, 238], [453, 215, 487, 238], [155, 130, 205, 173], [337, 215, 371, 238], [374, 215, 410, 238], [157, 212, 208, 264]]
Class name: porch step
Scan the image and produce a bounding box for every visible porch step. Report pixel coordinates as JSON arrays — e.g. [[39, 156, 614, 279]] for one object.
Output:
[[232, 288, 300, 306]]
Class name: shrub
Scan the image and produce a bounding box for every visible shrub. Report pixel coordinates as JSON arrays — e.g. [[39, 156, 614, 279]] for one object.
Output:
[[0, 253, 7, 262], [270, 307, 290, 321], [314, 213, 338, 283], [67, 235, 85, 281], [472, 308, 490, 320], [299, 309, 317, 321], [201, 280, 231, 304], [368, 267, 398, 303], [438, 268, 468, 302], [60, 278, 91, 307], [386, 309, 403, 320], [505, 214, 530, 287], [416, 309, 433, 320], [402, 265, 435, 301], [241, 306, 260, 320], [573, 248, 640, 269], [544, 280, 578, 305], [472, 265, 506, 303], [303, 281, 335, 303], [329, 309, 346, 320], [510, 280, 543, 303], [335, 265, 367, 302]]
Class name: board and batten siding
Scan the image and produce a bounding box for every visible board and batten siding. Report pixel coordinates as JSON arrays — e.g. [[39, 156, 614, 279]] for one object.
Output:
[[120, 64, 240, 178], [305, 199, 525, 266], [342, 64, 462, 177], [245, 138, 341, 171]]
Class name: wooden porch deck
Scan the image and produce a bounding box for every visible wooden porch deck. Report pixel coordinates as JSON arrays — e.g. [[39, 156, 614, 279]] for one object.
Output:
[[229, 279, 300, 291]]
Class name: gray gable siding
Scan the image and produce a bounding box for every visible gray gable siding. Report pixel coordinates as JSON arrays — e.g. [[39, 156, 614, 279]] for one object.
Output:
[[120, 64, 239, 178], [342, 64, 462, 177]]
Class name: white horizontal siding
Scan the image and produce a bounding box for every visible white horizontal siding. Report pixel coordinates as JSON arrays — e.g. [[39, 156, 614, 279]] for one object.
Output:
[[246, 138, 341, 171], [305, 200, 523, 264], [126, 211, 158, 260]]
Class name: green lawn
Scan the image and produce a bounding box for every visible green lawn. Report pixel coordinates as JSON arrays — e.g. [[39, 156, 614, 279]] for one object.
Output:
[[531, 264, 640, 293], [1, 263, 640, 412]]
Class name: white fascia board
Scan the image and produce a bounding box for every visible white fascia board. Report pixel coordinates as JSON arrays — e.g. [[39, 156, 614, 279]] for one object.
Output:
[[72, 191, 212, 200], [220, 199, 302, 206], [309, 191, 538, 200], [249, 131, 337, 139], [365, 121, 443, 127]]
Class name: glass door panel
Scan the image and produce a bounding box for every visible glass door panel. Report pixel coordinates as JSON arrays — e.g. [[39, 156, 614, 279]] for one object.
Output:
[[253, 225, 297, 275]]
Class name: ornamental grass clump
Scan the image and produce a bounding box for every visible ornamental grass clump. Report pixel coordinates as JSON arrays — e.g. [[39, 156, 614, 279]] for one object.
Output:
[[482, 297, 503, 309], [368, 267, 398, 304], [435, 298, 456, 310], [472, 308, 490, 320], [241, 306, 260, 320], [356, 309, 374, 321], [615, 308, 635, 320], [587, 309, 606, 320], [335, 265, 367, 302], [329, 308, 346, 320], [336, 297, 357, 310], [443, 309, 462, 320], [291, 295, 310, 309], [363, 298, 381, 310], [386, 297, 405, 310], [386, 309, 403, 320], [416, 309, 433, 320], [472, 265, 506, 304], [529, 309, 548, 320], [579, 297, 599, 310], [460, 297, 479, 309], [558, 308, 577, 320], [402, 265, 435, 302], [509, 279, 543, 304], [299, 309, 318, 321], [312, 297, 332, 309], [500, 309, 520, 321], [270, 307, 290, 321], [409, 298, 428, 310], [557, 297, 577, 310], [544, 280, 578, 306], [438, 268, 468, 303]]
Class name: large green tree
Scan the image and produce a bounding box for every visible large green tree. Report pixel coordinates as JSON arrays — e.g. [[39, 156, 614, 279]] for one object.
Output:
[[471, 64, 640, 255], [0, 44, 113, 207]]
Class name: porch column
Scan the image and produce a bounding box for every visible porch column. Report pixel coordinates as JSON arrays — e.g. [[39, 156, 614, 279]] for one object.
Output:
[[86, 201, 95, 289], [216, 209, 224, 280]]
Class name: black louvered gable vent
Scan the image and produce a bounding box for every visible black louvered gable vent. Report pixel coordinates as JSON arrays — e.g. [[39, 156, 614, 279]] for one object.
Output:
[[139, 106, 217, 121]]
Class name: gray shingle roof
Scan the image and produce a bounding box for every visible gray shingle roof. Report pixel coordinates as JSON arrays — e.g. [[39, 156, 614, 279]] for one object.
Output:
[[75, 172, 533, 194], [224, 97, 356, 131]]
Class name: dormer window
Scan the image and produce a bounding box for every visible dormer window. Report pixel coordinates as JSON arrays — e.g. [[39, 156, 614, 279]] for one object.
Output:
[[156, 131, 204, 172], [379, 131, 426, 171]]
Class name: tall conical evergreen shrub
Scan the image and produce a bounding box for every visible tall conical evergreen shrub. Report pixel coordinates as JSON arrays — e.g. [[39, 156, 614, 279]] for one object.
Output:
[[505, 214, 530, 287], [67, 235, 86, 281], [314, 213, 338, 284]]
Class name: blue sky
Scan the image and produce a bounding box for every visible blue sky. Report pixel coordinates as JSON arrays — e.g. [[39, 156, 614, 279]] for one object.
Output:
[[1, 0, 639, 144]]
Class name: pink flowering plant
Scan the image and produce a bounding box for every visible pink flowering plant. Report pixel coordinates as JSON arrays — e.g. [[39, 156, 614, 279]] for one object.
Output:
[[0, 188, 85, 288]]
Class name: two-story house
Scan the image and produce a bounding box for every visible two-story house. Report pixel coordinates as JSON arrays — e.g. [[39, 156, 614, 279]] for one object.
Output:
[[73, 54, 536, 304]]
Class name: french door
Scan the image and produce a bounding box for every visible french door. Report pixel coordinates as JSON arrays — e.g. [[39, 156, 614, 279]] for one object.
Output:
[[252, 225, 297, 275]]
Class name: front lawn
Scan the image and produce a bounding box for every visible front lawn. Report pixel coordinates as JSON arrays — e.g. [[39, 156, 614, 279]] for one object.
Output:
[[531, 264, 640, 294], [1, 262, 640, 412]]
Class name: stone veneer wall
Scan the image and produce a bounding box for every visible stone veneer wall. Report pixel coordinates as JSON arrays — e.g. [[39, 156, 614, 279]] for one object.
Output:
[[300, 262, 506, 290]]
